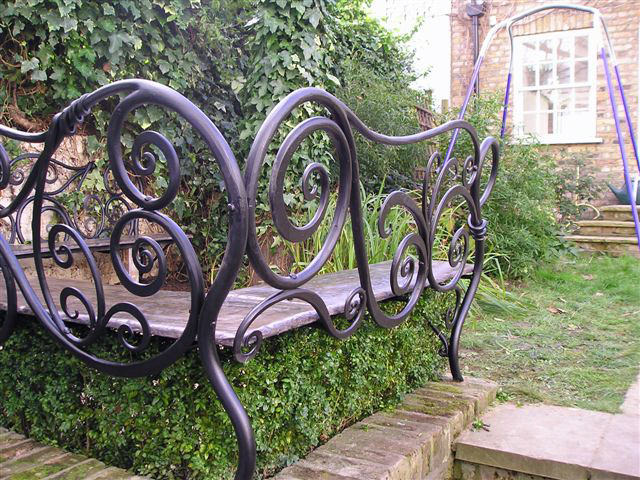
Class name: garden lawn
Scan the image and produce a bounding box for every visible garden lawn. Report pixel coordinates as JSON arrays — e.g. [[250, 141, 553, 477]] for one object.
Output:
[[460, 254, 640, 413]]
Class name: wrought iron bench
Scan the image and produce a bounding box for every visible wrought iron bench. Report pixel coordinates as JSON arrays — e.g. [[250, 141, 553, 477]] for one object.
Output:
[[0, 79, 498, 480]]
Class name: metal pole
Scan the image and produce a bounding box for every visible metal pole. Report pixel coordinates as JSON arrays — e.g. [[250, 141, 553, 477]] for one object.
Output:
[[466, 1, 485, 95]]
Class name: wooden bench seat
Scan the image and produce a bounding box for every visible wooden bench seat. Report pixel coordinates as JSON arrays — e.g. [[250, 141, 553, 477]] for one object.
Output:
[[9, 233, 177, 259], [0, 260, 469, 345]]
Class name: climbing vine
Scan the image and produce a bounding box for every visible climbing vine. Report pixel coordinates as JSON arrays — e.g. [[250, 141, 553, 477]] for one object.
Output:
[[0, 0, 422, 278]]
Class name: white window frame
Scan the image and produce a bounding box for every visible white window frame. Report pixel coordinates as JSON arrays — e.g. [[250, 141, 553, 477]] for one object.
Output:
[[513, 28, 601, 144]]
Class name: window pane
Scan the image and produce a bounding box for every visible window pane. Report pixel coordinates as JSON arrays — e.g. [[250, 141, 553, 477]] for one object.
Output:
[[540, 63, 553, 85], [540, 89, 554, 111], [540, 39, 554, 61], [557, 110, 571, 134], [557, 62, 571, 84], [523, 113, 537, 134], [575, 35, 588, 58], [523, 90, 537, 111], [558, 37, 571, 60], [575, 60, 588, 82], [558, 89, 571, 111], [522, 40, 536, 61], [563, 110, 592, 137], [539, 112, 553, 134], [575, 87, 590, 109], [523, 64, 537, 86]]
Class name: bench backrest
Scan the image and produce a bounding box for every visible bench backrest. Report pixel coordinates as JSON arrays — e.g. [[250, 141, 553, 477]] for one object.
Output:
[[0, 151, 143, 244]]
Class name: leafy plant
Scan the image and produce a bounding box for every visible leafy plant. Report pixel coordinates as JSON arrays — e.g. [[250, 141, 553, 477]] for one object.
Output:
[[0, 0, 419, 282], [0, 293, 449, 479], [553, 150, 603, 227], [282, 183, 420, 275], [334, 60, 431, 192], [434, 94, 563, 279]]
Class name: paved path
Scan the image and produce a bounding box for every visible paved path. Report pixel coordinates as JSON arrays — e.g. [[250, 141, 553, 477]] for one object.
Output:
[[0, 427, 149, 479], [455, 371, 640, 480]]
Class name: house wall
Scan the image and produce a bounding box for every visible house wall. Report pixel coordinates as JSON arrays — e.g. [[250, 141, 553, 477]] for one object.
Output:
[[450, 0, 640, 204]]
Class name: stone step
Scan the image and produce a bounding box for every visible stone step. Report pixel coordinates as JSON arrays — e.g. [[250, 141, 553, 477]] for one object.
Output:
[[599, 204, 640, 221], [563, 234, 640, 257], [42, 459, 108, 480], [576, 220, 638, 237], [272, 376, 498, 480], [454, 403, 640, 480], [0, 428, 151, 480]]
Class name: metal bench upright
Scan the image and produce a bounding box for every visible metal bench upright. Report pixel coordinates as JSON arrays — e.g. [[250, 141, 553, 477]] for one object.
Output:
[[0, 80, 498, 480]]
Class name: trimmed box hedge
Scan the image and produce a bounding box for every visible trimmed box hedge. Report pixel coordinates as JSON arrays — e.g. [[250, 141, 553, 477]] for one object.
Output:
[[0, 292, 449, 479]]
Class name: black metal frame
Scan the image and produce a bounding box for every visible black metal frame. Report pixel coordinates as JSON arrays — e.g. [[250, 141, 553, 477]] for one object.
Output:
[[0, 150, 142, 246], [0, 80, 498, 480]]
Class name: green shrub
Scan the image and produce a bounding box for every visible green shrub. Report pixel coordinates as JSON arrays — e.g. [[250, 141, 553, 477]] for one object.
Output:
[[0, 292, 448, 479], [334, 60, 430, 191], [481, 138, 561, 278], [553, 150, 603, 228], [0, 0, 246, 129], [434, 94, 562, 279]]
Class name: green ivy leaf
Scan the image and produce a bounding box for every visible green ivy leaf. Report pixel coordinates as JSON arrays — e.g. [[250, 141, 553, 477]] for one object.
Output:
[[283, 192, 295, 206], [31, 69, 47, 81], [307, 8, 321, 28], [108, 33, 123, 55], [20, 58, 40, 73], [85, 19, 95, 33], [62, 17, 78, 32], [157, 60, 172, 74], [326, 73, 340, 86], [103, 4, 116, 15], [50, 67, 65, 81], [155, 176, 168, 190], [12, 20, 25, 35]]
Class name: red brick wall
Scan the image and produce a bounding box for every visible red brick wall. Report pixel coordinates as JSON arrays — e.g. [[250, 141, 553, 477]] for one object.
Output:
[[450, 0, 640, 204]]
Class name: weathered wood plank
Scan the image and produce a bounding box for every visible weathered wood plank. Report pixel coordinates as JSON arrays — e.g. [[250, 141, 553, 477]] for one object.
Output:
[[9, 233, 177, 258], [0, 261, 469, 345]]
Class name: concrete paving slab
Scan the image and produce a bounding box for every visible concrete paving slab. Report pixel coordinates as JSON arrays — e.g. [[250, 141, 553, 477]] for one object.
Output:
[[455, 403, 640, 480], [591, 414, 640, 479], [622, 372, 640, 417]]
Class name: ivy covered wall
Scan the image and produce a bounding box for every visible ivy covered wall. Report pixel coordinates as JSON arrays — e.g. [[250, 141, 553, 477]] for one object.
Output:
[[0, 0, 425, 279]]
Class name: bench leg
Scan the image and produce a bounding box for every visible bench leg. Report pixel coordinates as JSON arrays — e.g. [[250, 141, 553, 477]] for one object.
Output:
[[0, 254, 17, 345], [198, 329, 256, 480], [448, 230, 486, 382]]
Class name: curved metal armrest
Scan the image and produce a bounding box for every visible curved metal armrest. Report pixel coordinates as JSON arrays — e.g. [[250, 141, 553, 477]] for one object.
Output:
[[240, 87, 500, 383]]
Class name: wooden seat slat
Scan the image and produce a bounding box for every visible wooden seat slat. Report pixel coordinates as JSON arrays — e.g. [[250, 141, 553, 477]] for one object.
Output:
[[0, 260, 469, 345], [9, 234, 178, 258]]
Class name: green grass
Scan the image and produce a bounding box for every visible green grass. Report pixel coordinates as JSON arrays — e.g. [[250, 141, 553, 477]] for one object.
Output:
[[460, 254, 640, 413]]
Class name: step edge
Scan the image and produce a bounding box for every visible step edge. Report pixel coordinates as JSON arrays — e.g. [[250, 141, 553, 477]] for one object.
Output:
[[455, 443, 592, 480], [576, 220, 637, 227], [40, 458, 100, 480], [599, 205, 640, 211], [455, 442, 637, 480], [563, 235, 639, 244]]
